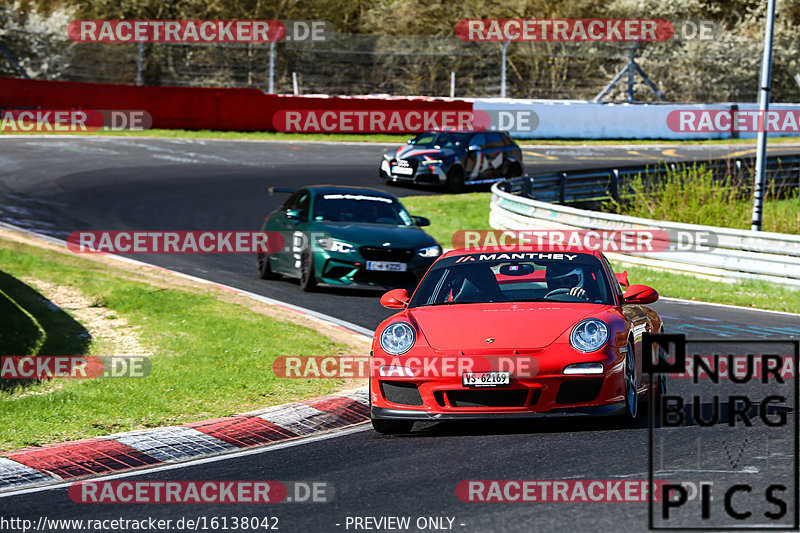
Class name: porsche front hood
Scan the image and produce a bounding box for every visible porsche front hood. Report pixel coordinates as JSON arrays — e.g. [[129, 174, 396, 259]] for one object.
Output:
[[408, 303, 610, 350]]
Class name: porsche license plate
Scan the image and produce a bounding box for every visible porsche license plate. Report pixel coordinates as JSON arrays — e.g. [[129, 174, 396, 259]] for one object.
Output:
[[366, 261, 407, 272], [462, 371, 511, 387]]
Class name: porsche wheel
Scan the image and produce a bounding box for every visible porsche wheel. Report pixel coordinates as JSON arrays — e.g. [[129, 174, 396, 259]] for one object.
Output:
[[299, 249, 317, 292], [371, 418, 413, 435]]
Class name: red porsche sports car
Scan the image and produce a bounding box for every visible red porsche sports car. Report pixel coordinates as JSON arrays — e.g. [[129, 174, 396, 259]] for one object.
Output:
[[369, 246, 665, 434]]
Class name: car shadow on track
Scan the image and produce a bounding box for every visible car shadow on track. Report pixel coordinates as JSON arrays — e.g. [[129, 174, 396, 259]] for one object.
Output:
[[382, 181, 495, 195], [378, 413, 655, 439], [278, 275, 416, 300]]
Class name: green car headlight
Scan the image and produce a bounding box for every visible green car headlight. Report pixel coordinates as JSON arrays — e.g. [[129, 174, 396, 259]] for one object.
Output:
[[417, 245, 442, 258], [316, 237, 355, 253]]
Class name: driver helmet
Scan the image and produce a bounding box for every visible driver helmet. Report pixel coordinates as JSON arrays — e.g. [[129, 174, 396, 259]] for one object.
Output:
[[546, 264, 585, 291]]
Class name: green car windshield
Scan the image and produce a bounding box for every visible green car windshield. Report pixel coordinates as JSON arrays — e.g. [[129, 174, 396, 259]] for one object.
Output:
[[313, 193, 415, 226]]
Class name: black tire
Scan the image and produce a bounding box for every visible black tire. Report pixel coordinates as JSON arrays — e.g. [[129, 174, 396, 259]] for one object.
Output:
[[299, 249, 317, 292], [506, 162, 523, 178], [371, 418, 414, 435], [620, 340, 639, 423], [649, 343, 668, 413], [257, 253, 277, 280], [446, 166, 465, 193]]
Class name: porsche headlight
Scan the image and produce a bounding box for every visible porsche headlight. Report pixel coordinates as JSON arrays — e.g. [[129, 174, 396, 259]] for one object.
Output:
[[379, 322, 416, 355], [316, 237, 355, 253], [417, 245, 442, 258], [570, 319, 609, 353]]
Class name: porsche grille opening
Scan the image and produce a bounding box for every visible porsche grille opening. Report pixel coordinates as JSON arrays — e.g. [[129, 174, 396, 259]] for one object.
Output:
[[380, 381, 423, 406], [555, 379, 604, 405], [446, 389, 534, 408]]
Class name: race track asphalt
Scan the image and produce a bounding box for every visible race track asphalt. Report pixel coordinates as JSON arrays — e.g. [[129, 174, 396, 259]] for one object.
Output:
[[1, 137, 798, 532]]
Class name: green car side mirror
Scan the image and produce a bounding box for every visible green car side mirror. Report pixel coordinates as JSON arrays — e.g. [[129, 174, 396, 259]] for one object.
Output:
[[285, 209, 304, 220], [413, 215, 430, 227]]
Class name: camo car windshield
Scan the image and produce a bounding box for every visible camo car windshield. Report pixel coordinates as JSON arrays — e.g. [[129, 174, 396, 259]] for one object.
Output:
[[410, 132, 470, 148], [313, 194, 414, 226], [408, 252, 615, 307]]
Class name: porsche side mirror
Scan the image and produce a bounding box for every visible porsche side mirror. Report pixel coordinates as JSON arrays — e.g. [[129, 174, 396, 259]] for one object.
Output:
[[413, 215, 430, 227], [615, 271, 629, 289], [623, 284, 658, 305], [406, 138, 413, 144], [380, 288, 410, 309]]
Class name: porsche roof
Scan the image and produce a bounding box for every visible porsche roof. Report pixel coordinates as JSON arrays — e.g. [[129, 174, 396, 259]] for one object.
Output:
[[442, 246, 605, 258]]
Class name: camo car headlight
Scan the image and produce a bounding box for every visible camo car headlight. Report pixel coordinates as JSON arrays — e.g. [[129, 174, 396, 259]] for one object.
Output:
[[422, 158, 444, 165], [570, 319, 609, 353], [380, 322, 416, 355], [316, 237, 355, 253], [417, 245, 442, 258]]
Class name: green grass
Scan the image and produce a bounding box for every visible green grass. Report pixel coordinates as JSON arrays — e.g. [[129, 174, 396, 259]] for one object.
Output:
[[605, 164, 799, 234], [401, 192, 800, 314], [0, 239, 350, 450], [6, 127, 800, 146], [614, 264, 800, 314], [402, 192, 493, 247]]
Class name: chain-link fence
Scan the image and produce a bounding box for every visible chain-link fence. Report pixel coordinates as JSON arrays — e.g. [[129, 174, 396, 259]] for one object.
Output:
[[3, 8, 800, 103]]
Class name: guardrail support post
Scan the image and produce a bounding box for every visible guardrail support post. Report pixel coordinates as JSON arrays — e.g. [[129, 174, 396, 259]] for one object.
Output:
[[559, 173, 567, 204], [610, 169, 620, 202]]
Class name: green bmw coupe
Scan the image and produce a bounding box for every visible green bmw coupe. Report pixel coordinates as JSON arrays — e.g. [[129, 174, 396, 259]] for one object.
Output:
[[257, 186, 442, 291]]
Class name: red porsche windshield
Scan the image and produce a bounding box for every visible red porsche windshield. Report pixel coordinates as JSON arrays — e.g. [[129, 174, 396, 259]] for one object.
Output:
[[408, 251, 616, 307]]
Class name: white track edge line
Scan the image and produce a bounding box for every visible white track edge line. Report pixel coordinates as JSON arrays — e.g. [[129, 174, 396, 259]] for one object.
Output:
[[659, 296, 800, 317], [0, 221, 374, 338]]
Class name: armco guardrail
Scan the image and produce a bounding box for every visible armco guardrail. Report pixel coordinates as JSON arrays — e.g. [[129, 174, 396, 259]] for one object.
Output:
[[504, 154, 800, 204], [490, 177, 800, 286]]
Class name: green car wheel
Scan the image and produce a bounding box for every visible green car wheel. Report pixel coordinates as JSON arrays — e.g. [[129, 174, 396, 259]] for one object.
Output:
[[299, 249, 317, 292]]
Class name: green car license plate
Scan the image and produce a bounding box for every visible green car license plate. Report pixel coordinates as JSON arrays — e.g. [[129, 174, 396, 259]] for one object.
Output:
[[366, 261, 407, 272]]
